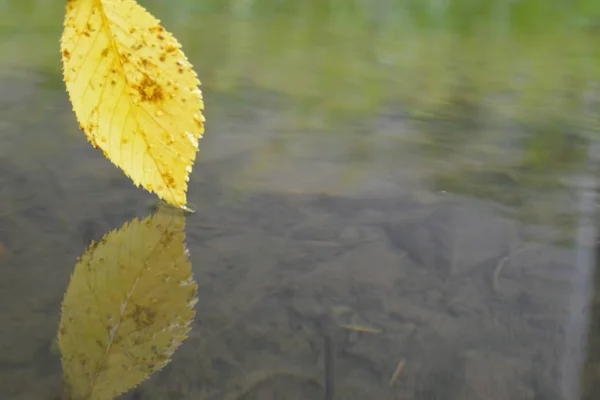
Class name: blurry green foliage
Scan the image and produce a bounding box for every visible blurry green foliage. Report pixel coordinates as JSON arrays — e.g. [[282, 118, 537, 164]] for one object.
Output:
[[2, 0, 599, 123]]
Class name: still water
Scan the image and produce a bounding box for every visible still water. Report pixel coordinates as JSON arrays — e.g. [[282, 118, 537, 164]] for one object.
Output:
[[1, 0, 600, 399]]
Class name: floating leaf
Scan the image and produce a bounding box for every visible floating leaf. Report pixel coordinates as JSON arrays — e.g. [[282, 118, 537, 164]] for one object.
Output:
[[58, 208, 198, 400], [60, 0, 205, 209]]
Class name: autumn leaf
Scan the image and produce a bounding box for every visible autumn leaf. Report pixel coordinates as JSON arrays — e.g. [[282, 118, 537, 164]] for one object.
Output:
[[58, 208, 198, 400], [60, 0, 205, 209]]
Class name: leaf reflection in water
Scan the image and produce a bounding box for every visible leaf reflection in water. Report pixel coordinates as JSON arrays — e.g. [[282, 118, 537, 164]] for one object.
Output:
[[57, 206, 198, 400]]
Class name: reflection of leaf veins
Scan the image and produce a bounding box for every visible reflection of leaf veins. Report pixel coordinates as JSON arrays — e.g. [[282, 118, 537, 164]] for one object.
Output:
[[58, 208, 197, 400]]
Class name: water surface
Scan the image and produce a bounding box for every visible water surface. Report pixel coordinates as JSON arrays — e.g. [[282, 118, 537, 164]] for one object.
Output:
[[1, 1, 600, 399]]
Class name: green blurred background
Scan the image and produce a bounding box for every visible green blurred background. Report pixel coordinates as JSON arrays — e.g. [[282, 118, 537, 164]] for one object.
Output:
[[3, 0, 600, 123]]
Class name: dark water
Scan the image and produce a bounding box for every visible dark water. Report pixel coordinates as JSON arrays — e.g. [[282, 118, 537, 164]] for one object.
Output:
[[2, 1, 600, 399]]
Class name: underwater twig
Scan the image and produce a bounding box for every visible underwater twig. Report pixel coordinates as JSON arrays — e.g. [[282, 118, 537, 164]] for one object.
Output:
[[492, 253, 510, 294], [492, 245, 530, 294], [389, 358, 406, 386]]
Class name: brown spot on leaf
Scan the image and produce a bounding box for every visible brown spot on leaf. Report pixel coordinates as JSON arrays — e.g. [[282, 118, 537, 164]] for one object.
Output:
[[162, 171, 176, 188], [131, 304, 156, 329], [88, 136, 100, 149], [82, 121, 97, 135], [134, 75, 165, 103], [149, 26, 164, 33]]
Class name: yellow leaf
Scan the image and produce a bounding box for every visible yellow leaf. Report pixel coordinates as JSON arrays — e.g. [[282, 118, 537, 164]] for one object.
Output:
[[60, 0, 205, 208], [58, 208, 198, 400]]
